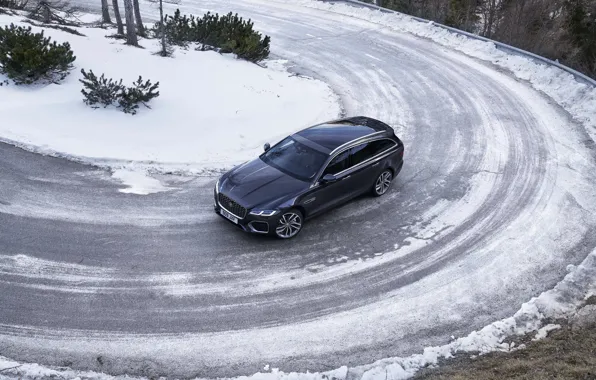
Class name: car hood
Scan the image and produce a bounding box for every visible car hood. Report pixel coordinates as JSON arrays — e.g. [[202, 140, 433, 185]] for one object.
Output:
[[220, 158, 309, 209]]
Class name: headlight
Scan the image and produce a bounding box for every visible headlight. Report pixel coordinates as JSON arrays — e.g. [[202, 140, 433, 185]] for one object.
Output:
[[249, 209, 278, 217]]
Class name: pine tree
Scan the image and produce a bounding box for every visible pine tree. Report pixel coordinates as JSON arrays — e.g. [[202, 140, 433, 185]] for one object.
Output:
[[79, 69, 123, 108], [80, 69, 160, 114], [0, 24, 76, 84]]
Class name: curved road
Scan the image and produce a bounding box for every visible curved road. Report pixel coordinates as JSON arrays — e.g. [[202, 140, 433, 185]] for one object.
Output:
[[2, 0, 596, 378]]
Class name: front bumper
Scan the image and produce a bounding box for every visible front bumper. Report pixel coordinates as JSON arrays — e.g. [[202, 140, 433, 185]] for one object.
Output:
[[214, 193, 279, 236]]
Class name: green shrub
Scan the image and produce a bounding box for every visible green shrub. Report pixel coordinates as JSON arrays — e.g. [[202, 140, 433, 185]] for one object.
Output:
[[152, 9, 270, 62], [0, 23, 76, 85], [118, 77, 160, 115], [80, 69, 160, 115], [156, 9, 194, 46]]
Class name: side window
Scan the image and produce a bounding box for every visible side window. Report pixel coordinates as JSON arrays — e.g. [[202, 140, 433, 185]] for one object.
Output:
[[369, 139, 395, 155], [350, 139, 395, 166], [323, 150, 350, 176]]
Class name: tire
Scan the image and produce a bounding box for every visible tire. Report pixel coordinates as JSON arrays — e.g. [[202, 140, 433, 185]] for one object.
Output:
[[274, 208, 304, 239], [373, 169, 393, 196]]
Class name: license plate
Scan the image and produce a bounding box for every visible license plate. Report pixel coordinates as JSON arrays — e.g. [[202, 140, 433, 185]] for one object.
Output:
[[220, 208, 238, 224]]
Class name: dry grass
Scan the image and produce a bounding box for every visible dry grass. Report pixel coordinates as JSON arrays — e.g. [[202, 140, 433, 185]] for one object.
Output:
[[414, 321, 596, 380]]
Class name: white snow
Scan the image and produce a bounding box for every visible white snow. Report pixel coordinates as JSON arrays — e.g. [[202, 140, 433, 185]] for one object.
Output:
[[111, 168, 173, 194], [365, 53, 383, 62], [0, 13, 341, 175], [532, 324, 560, 341]]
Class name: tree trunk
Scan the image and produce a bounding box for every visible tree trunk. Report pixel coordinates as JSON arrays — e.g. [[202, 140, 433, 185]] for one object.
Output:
[[132, 0, 145, 37], [123, 0, 138, 45], [485, 0, 497, 38], [112, 0, 124, 34], [41, 1, 51, 23], [101, 0, 111, 23], [159, 0, 167, 56]]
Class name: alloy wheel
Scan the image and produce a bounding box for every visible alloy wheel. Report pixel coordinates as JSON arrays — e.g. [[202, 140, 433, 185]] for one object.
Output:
[[275, 211, 303, 239], [375, 170, 393, 196]]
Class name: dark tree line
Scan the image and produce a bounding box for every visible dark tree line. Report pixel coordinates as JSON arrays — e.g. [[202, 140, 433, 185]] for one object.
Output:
[[374, 0, 596, 79]]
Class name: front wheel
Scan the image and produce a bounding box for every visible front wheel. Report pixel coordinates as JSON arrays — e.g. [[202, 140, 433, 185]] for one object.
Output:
[[373, 169, 393, 196], [274, 209, 304, 239]]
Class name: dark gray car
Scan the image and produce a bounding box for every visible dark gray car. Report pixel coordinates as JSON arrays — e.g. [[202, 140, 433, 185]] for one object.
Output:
[[214, 116, 405, 239]]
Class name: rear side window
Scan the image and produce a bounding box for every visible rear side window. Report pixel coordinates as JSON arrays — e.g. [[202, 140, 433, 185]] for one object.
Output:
[[323, 150, 350, 175], [350, 139, 395, 166]]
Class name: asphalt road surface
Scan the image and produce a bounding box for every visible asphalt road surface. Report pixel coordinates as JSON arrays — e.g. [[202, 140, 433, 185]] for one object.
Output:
[[1, 0, 596, 378]]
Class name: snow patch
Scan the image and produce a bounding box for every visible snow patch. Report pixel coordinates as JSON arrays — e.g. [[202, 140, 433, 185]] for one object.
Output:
[[532, 324, 560, 341], [0, 14, 342, 175], [111, 169, 173, 195]]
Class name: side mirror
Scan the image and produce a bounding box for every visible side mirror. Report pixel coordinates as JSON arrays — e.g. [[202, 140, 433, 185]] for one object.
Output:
[[263, 143, 271, 152], [320, 174, 338, 184]]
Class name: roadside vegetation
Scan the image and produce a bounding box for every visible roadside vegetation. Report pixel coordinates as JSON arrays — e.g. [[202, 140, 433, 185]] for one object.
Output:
[[0, 23, 75, 84], [414, 299, 596, 380], [79, 69, 160, 114], [369, 0, 596, 80], [152, 9, 270, 62], [0, 0, 271, 114]]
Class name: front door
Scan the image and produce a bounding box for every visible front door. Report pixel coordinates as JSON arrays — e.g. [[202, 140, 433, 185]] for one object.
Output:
[[301, 149, 361, 217], [301, 149, 351, 216]]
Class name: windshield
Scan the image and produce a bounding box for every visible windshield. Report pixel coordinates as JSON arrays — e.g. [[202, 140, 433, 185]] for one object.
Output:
[[261, 137, 328, 181]]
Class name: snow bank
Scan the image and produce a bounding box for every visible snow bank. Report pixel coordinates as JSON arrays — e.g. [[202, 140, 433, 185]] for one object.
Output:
[[0, 13, 341, 175], [1, 247, 594, 380], [296, 0, 596, 143]]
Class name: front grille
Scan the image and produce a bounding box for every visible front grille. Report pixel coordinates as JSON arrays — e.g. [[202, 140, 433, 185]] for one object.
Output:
[[218, 193, 247, 219]]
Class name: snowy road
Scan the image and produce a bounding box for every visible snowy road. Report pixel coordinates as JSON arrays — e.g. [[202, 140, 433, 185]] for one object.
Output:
[[1, 0, 596, 378]]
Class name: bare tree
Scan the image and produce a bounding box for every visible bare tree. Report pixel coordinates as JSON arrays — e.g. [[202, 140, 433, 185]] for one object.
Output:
[[29, 0, 82, 25], [100, 0, 111, 23], [146, 0, 173, 56], [132, 0, 145, 36], [371, 0, 595, 80], [158, 0, 167, 55], [0, 0, 28, 11], [123, 0, 138, 45], [494, 0, 564, 55], [446, 0, 480, 32], [479, 0, 498, 38], [41, 0, 51, 22], [112, 0, 124, 34]]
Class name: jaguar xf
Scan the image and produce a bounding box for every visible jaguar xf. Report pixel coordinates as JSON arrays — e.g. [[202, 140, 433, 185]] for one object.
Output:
[[214, 116, 405, 239]]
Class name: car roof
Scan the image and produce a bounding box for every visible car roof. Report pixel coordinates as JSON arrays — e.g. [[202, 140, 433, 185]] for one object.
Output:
[[293, 116, 392, 153]]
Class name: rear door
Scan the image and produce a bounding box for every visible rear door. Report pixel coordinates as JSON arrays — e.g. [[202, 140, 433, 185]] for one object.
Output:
[[344, 138, 398, 196], [301, 139, 398, 217]]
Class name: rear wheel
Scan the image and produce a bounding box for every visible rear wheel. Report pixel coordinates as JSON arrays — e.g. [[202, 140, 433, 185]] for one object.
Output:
[[274, 209, 303, 239], [373, 169, 393, 196]]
